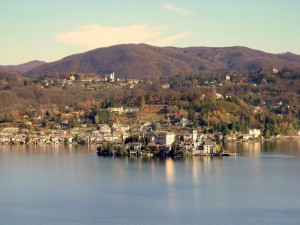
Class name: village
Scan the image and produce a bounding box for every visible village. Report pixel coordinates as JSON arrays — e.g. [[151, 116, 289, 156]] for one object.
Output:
[[0, 113, 263, 157], [1, 69, 299, 157]]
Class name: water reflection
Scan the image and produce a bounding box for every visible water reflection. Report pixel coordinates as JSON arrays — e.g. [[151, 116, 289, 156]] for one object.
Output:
[[224, 140, 300, 157], [1, 143, 300, 225], [165, 158, 175, 184]]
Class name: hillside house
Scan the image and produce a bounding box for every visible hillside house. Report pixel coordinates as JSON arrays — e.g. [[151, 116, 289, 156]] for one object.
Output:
[[103, 72, 115, 82], [273, 68, 279, 74], [2, 127, 19, 135], [108, 107, 124, 114], [179, 118, 189, 127], [162, 83, 170, 89], [98, 124, 111, 134]]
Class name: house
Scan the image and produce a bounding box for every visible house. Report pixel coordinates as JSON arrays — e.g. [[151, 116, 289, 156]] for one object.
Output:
[[215, 93, 224, 99], [108, 107, 124, 114], [98, 124, 111, 134], [124, 107, 139, 113], [0, 134, 10, 144], [112, 123, 130, 132], [273, 68, 279, 75], [69, 75, 76, 81], [126, 142, 142, 154], [2, 127, 19, 135], [108, 107, 139, 114], [156, 131, 175, 146], [179, 118, 189, 127], [240, 134, 252, 141], [162, 83, 170, 89], [249, 129, 261, 138], [253, 106, 261, 115], [203, 140, 216, 154], [145, 131, 156, 144]]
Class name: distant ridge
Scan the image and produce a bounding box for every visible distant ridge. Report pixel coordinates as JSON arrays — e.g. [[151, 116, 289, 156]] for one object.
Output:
[[0, 60, 46, 73], [24, 44, 300, 78]]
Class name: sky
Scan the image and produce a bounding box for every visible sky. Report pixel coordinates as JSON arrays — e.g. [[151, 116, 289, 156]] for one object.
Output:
[[0, 0, 299, 65]]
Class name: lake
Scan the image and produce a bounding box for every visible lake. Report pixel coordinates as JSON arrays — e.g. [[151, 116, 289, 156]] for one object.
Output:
[[0, 141, 300, 225]]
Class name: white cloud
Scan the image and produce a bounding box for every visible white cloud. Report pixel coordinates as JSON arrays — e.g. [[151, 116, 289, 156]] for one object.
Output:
[[162, 3, 194, 16], [55, 24, 189, 49]]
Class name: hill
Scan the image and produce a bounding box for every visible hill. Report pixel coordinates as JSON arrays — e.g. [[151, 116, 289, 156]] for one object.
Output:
[[0, 60, 46, 73], [24, 44, 300, 78]]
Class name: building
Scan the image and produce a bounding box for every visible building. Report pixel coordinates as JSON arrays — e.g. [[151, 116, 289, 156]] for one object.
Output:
[[203, 140, 216, 154], [273, 68, 279, 75], [108, 107, 139, 114], [2, 127, 19, 135], [215, 93, 224, 99], [124, 107, 139, 113], [145, 131, 156, 144], [69, 75, 76, 81], [162, 83, 170, 89], [98, 124, 111, 134], [146, 131, 175, 147], [249, 129, 261, 138], [103, 72, 115, 82], [180, 118, 189, 127], [192, 130, 197, 143], [157, 132, 175, 146], [108, 107, 124, 115]]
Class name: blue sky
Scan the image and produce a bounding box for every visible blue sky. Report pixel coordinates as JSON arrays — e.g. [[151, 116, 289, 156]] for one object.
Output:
[[0, 0, 299, 64]]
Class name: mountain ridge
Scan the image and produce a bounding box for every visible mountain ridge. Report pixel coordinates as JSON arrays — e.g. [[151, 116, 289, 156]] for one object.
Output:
[[0, 60, 46, 73], [22, 44, 300, 78]]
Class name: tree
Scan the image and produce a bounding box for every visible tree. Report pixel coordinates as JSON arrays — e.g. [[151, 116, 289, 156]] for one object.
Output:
[[264, 129, 271, 139], [68, 118, 76, 128]]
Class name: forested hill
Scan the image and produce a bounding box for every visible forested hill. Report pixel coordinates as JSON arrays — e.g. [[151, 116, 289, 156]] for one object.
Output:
[[24, 44, 300, 79], [0, 60, 46, 73]]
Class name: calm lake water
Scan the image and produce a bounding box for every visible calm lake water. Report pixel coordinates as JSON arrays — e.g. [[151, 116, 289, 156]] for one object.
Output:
[[0, 141, 300, 225]]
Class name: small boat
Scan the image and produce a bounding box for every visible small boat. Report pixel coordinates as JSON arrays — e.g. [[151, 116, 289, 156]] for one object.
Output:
[[221, 152, 238, 157]]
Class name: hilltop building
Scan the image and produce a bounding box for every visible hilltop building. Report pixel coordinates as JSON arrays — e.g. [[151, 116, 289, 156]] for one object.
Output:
[[103, 72, 115, 82]]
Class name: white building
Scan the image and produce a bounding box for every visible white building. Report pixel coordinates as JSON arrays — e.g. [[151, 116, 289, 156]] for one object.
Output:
[[103, 72, 115, 82], [215, 93, 224, 99], [203, 140, 216, 154], [192, 130, 197, 143], [2, 127, 19, 135], [162, 83, 170, 89], [108, 107, 124, 114], [180, 118, 189, 127], [98, 124, 111, 134], [273, 68, 279, 75], [249, 129, 261, 138]]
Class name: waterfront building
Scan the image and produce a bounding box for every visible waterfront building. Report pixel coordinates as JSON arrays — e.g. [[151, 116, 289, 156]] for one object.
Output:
[[203, 140, 217, 154]]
